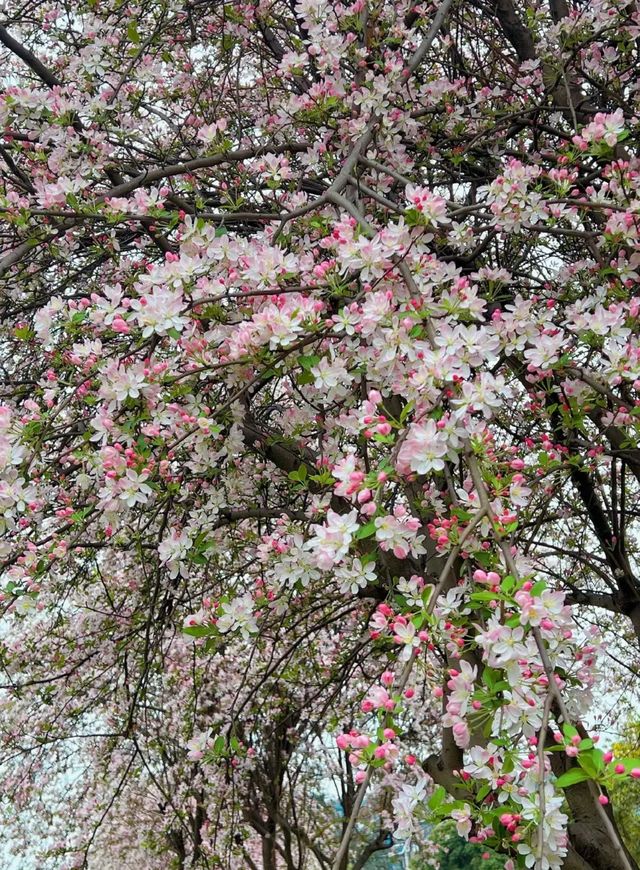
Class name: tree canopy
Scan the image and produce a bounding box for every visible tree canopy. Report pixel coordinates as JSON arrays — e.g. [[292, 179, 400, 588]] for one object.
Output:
[[1, 0, 640, 868]]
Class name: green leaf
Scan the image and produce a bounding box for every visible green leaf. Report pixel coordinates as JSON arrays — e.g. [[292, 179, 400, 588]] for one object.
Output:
[[298, 354, 321, 371], [428, 786, 446, 810], [355, 520, 377, 540], [127, 21, 140, 43], [483, 667, 498, 690], [555, 768, 591, 788], [221, 34, 236, 52], [609, 758, 640, 774], [203, 638, 218, 654], [578, 750, 599, 778], [477, 784, 491, 802], [373, 433, 395, 444], [308, 216, 327, 231], [501, 575, 516, 594], [288, 465, 309, 484], [182, 625, 213, 638], [309, 470, 334, 486], [399, 400, 415, 423], [531, 580, 547, 596], [470, 591, 503, 602]]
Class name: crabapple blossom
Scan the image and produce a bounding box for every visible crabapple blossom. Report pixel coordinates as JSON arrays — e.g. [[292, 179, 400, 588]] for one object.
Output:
[[0, 1, 639, 868]]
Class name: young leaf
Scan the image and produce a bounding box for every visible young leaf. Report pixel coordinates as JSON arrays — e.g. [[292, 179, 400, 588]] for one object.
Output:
[[355, 520, 376, 540], [555, 768, 591, 788]]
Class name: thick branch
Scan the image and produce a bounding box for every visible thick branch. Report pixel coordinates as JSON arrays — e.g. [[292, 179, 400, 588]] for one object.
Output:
[[0, 26, 63, 87]]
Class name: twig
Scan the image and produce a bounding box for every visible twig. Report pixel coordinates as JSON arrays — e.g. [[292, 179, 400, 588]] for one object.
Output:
[[466, 454, 635, 870], [536, 691, 553, 868], [329, 506, 487, 870], [404, 0, 456, 77]]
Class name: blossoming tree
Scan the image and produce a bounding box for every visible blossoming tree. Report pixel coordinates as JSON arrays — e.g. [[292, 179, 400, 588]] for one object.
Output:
[[1, 0, 640, 867]]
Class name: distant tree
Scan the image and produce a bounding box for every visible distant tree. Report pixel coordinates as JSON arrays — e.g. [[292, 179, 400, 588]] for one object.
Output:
[[611, 722, 640, 865], [433, 822, 505, 870]]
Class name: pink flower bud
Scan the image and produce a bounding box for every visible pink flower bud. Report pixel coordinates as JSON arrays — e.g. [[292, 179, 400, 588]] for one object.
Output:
[[615, 764, 625, 774], [598, 795, 609, 805], [112, 317, 130, 334], [452, 721, 469, 743]]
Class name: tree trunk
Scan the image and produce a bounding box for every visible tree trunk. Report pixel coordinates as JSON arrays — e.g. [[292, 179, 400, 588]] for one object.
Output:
[[549, 752, 638, 870]]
